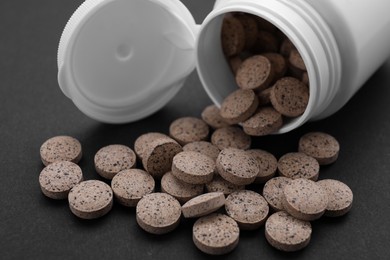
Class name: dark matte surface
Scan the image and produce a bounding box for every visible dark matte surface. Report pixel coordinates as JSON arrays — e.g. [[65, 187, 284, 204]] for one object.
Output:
[[1, 0, 390, 259]]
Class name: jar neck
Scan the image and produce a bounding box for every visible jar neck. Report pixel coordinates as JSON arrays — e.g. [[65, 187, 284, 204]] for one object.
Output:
[[199, 0, 342, 133]]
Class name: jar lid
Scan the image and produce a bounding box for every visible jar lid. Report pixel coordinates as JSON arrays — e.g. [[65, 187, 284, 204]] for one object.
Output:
[[58, 0, 197, 123]]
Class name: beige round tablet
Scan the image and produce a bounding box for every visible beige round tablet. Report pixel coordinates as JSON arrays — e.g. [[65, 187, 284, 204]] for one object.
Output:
[[39, 161, 83, 199], [134, 132, 172, 160], [40, 136, 82, 166], [257, 87, 272, 106], [270, 77, 309, 117], [225, 190, 269, 230], [201, 105, 230, 129], [262, 52, 287, 79], [289, 49, 307, 71], [68, 180, 113, 219], [265, 211, 312, 252], [298, 132, 340, 165], [206, 174, 244, 195], [161, 171, 204, 204], [287, 63, 305, 79], [220, 89, 259, 124], [262, 177, 292, 211], [282, 178, 328, 221], [216, 148, 259, 185], [211, 126, 251, 150], [221, 15, 245, 57], [278, 152, 320, 181], [142, 138, 182, 179], [136, 193, 181, 235], [242, 106, 283, 136], [111, 169, 155, 207], [183, 141, 220, 161], [279, 38, 296, 57], [317, 179, 353, 217], [94, 144, 136, 179], [236, 55, 273, 90], [246, 149, 277, 183], [182, 192, 225, 218], [169, 117, 209, 145], [172, 151, 215, 184], [193, 213, 239, 255]]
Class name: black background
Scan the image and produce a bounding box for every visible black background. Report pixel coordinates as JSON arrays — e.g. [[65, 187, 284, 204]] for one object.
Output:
[[1, 0, 390, 259]]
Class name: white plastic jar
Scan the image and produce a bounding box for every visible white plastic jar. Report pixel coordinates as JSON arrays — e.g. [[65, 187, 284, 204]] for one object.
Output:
[[58, 0, 390, 133]]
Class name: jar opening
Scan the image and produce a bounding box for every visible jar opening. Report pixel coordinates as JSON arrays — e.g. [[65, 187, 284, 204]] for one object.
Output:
[[197, 10, 314, 134]]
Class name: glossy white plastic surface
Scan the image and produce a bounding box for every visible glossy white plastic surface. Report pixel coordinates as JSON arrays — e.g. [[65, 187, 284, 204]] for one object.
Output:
[[208, 0, 390, 126], [59, 0, 390, 130], [58, 0, 197, 123], [305, 0, 390, 118], [197, 0, 341, 133]]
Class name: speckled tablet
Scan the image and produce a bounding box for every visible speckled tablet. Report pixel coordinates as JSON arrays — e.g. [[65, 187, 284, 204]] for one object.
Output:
[[235, 13, 258, 49], [262, 52, 287, 79], [265, 211, 312, 252], [242, 106, 283, 136], [278, 152, 320, 181], [220, 89, 259, 124], [40, 136, 82, 166], [257, 87, 272, 106], [289, 49, 307, 71], [282, 178, 328, 221], [161, 171, 204, 204], [134, 132, 172, 160], [39, 161, 83, 199], [205, 174, 244, 195], [246, 149, 277, 183], [68, 180, 113, 219], [262, 176, 292, 211], [287, 64, 304, 80], [317, 179, 353, 217], [172, 151, 215, 184], [136, 193, 181, 235], [94, 144, 136, 179], [201, 105, 230, 129], [221, 15, 245, 57], [182, 192, 225, 218], [236, 55, 273, 90], [169, 117, 209, 145], [142, 138, 182, 179], [111, 169, 155, 207], [270, 77, 309, 117], [216, 148, 259, 185], [193, 213, 239, 255], [298, 132, 340, 165], [211, 126, 251, 150], [225, 190, 269, 230], [183, 141, 220, 161], [279, 38, 296, 57]]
